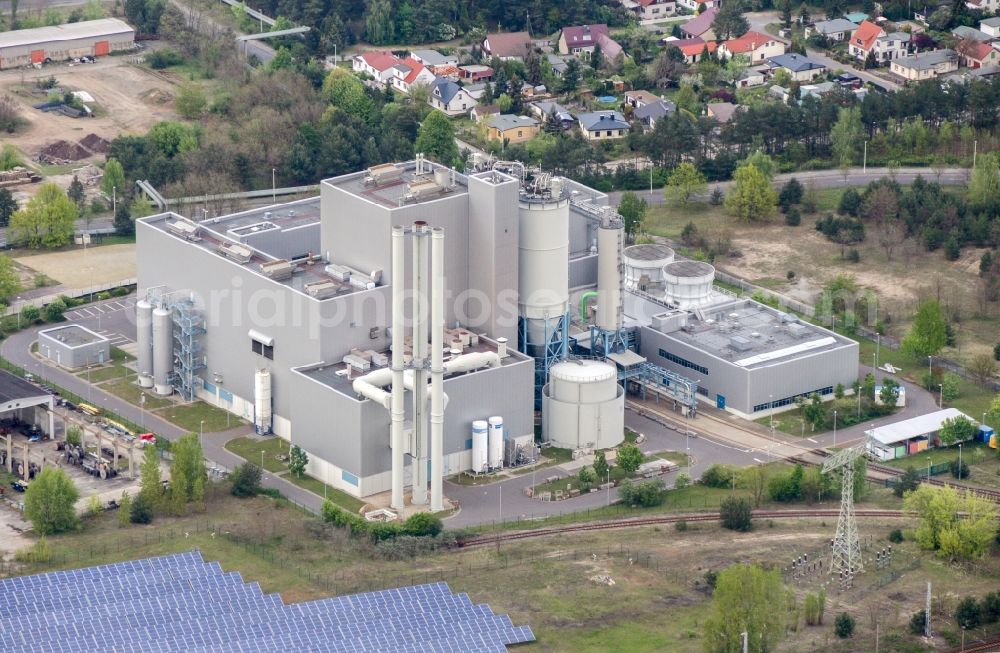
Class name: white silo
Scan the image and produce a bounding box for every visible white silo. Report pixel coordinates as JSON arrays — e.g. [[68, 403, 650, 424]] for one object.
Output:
[[487, 416, 504, 470], [136, 299, 154, 388], [254, 368, 272, 435], [517, 187, 569, 354], [623, 244, 674, 291], [151, 306, 173, 396], [595, 217, 623, 332], [542, 359, 624, 451], [662, 260, 716, 309], [471, 420, 488, 473]]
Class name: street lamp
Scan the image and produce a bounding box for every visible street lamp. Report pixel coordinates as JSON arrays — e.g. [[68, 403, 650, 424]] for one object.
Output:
[[958, 443, 963, 479], [271, 168, 276, 203], [685, 429, 691, 478], [938, 383, 943, 409], [833, 410, 838, 449], [140, 393, 146, 429], [15, 296, 21, 329], [199, 420, 204, 448], [260, 450, 264, 471]]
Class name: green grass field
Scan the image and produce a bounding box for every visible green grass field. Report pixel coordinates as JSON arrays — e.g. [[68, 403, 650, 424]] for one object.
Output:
[[225, 436, 290, 473], [282, 473, 366, 513], [100, 379, 173, 410], [154, 402, 242, 433]]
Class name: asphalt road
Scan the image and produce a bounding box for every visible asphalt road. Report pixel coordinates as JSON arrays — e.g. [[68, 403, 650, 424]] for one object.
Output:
[[607, 166, 970, 207]]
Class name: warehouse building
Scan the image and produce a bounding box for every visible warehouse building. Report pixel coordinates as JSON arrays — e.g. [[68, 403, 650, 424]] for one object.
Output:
[[0, 18, 134, 69], [865, 408, 975, 461]]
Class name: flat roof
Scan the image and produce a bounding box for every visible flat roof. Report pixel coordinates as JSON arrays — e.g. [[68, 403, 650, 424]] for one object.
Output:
[[199, 198, 320, 237], [0, 369, 51, 404], [324, 161, 469, 210], [865, 408, 971, 446], [0, 18, 133, 49], [39, 324, 109, 347]]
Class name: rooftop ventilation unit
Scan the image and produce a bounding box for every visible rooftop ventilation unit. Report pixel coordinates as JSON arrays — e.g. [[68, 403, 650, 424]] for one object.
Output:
[[325, 264, 352, 282], [167, 220, 201, 241], [402, 178, 449, 203], [730, 335, 753, 352], [364, 163, 403, 187], [304, 280, 341, 299], [217, 242, 253, 264], [788, 323, 808, 338], [259, 259, 294, 280]]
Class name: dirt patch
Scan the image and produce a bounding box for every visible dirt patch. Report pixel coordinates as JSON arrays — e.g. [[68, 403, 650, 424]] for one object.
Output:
[[139, 88, 174, 106], [14, 243, 136, 287], [37, 140, 92, 164], [79, 133, 110, 154]]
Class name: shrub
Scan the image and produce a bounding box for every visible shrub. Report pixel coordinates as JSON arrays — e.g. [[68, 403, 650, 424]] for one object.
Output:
[[673, 472, 691, 489], [43, 299, 66, 322], [703, 569, 718, 589], [374, 534, 442, 559], [369, 521, 401, 542], [784, 206, 801, 226], [578, 465, 596, 485], [719, 496, 753, 532], [96, 292, 111, 301], [981, 592, 1000, 624], [129, 493, 153, 524], [147, 48, 185, 69], [949, 459, 970, 480], [889, 529, 904, 543], [701, 464, 736, 488], [230, 462, 262, 497], [804, 589, 827, 626], [20, 305, 40, 324], [618, 479, 664, 507], [403, 512, 443, 537], [259, 487, 281, 499], [955, 596, 981, 630], [910, 610, 927, 635], [847, 249, 861, 263], [117, 493, 132, 527], [768, 464, 804, 502], [835, 612, 855, 638], [675, 519, 688, 532]]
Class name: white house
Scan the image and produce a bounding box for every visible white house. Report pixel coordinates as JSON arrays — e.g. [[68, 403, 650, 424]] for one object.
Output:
[[428, 78, 478, 116], [718, 31, 785, 62], [388, 58, 437, 94], [351, 51, 401, 85], [806, 18, 858, 41]]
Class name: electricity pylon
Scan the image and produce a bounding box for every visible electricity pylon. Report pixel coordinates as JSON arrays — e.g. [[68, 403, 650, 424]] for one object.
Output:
[[822, 446, 864, 581]]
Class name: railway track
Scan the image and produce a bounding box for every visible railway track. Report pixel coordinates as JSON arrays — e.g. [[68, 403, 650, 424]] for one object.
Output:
[[456, 509, 909, 548], [946, 637, 1000, 652]]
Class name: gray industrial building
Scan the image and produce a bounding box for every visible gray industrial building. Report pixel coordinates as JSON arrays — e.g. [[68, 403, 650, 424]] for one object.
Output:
[[38, 324, 110, 370], [0, 18, 134, 69]]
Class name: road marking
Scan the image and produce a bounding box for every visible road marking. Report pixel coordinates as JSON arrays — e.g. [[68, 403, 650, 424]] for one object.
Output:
[[79, 308, 94, 317], [753, 458, 763, 464], [807, 438, 818, 443]]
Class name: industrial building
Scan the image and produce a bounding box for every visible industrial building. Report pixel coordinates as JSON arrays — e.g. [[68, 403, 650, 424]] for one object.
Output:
[[0, 18, 135, 69], [37, 324, 110, 370], [136, 155, 858, 505], [865, 408, 977, 461]]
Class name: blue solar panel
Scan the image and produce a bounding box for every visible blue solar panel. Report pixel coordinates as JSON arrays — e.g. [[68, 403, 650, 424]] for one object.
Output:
[[0, 551, 535, 653]]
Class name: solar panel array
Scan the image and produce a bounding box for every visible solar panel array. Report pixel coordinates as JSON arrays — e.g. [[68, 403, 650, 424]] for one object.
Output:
[[0, 550, 535, 653]]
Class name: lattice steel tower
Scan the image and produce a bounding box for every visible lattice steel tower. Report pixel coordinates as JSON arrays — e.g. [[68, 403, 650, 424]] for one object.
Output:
[[822, 446, 864, 580]]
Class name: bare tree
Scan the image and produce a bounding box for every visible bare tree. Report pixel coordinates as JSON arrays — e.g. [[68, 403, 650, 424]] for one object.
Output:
[[863, 185, 905, 261], [968, 353, 997, 385], [0, 95, 22, 133]]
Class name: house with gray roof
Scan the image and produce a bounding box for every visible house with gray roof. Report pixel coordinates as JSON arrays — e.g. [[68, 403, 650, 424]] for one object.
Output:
[[766, 53, 827, 81], [806, 18, 857, 41], [487, 114, 539, 143], [530, 101, 576, 129], [633, 99, 676, 128], [428, 78, 478, 116], [951, 25, 993, 42], [981, 17, 1000, 38], [577, 111, 630, 139], [410, 49, 458, 67], [889, 48, 959, 81]]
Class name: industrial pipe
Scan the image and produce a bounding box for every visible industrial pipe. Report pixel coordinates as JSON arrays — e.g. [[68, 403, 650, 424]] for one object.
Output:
[[430, 227, 445, 512], [390, 225, 405, 510], [579, 291, 598, 321], [412, 222, 429, 505]]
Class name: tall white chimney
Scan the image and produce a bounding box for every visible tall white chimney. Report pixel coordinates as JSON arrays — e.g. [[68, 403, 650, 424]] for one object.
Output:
[[390, 226, 406, 510], [430, 227, 445, 511], [411, 221, 430, 505]]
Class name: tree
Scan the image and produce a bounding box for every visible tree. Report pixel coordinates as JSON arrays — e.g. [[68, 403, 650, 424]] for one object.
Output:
[[130, 492, 154, 524], [67, 176, 85, 212], [617, 191, 648, 240], [403, 511, 443, 537], [414, 111, 460, 168], [113, 200, 133, 236], [43, 298, 66, 322], [590, 43, 602, 70], [968, 353, 997, 385], [0, 254, 21, 301], [365, 0, 395, 44], [674, 472, 691, 489], [0, 95, 22, 133], [24, 468, 79, 535], [803, 392, 826, 431], [834, 612, 855, 638], [769, 464, 804, 502], [900, 299, 948, 358], [665, 162, 707, 208], [950, 458, 970, 480], [561, 58, 581, 95], [863, 185, 904, 261], [0, 187, 17, 227], [139, 444, 163, 508], [102, 158, 126, 198], [117, 492, 132, 527], [830, 106, 862, 170], [737, 150, 776, 180], [777, 0, 793, 26], [893, 465, 920, 498], [230, 462, 262, 497], [725, 164, 776, 222], [175, 83, 206, 119], [703, 564, 785, 653], [878, 378, 900, 408], [719, 496, 753, 532], [288, 445, 308, 478], [618, 479, 664, 507], [904, 485, 998, 560], [593, 450, 609, 481], [322, 69, 375, 118], [617, 443, 644, 475], [956, 596, 982, 630], [169, 433, 207, 506], [938, 415, 977, 445], [777, 177, 803, 210], [711, 1, 750, 40], [578, 464, 597, 486], [739, 465, 768, 507], [9, 182, 77, 249], [969, 152, 1000, 206]]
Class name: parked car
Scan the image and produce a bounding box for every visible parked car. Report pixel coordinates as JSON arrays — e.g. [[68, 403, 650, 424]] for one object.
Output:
[[11, 480, 28, 492]]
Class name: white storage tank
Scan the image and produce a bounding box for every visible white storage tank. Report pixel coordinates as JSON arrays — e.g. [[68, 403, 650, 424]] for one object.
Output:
[[254, 368, 272, 435], [595, 219, 623, 331], [623, 244, 674, 291], [136, 299, 154, 388], [471, 420, 488, 473], [488, 416, 504, 470], [518, 191, 569, 351], [662, 260, 715, 309], [151, 306, 173, 396], [542, 359, 624, 450]]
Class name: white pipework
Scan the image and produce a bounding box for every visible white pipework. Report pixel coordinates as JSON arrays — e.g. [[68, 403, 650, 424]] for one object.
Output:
[[351, 350, 498, 412], [390, 225, 405, 510], [430, 226, 445, 511]]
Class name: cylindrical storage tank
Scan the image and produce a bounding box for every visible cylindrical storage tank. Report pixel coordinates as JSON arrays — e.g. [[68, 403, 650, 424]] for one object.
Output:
[[136, 299, 154, 388], [595, 220, 623, 331], [662, 260, 715, 309], [623, 244, 674, 291], [542, 360, 624, 450], [518, 193, 569, 350], [151, 306, 173, 396], [471, 420, 488, 473], [488, 416, 504, 470], [254, 368, 272, 435]]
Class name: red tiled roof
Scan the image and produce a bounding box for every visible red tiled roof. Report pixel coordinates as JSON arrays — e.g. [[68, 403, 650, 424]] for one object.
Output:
[[359, 50, 400, 72], [674, 38, 717, 56], [399, 57, 426, 84], [561, 24, 610, 46], [680, 8, 718, 37], [851, 20, 884, 52], [964, 41, 996, 61], [723, 31, 773, 54]]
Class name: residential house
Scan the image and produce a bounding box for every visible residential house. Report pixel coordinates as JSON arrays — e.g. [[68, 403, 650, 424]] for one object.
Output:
[[471, 105, 500, 122], [677, 0, 720, 11], [766, 52, 827, 81], [388, 58, 437, 94], [428, 78, 478, 116], [595, 33, 625, 63], [943, 64, 1000, 85], [624, 90, 663, 108], [626, 0, 677, 21], [578, 111, 630, 139], [952, 25, 993, 42], [957, 40, 1000, 69], [669, 37, 717, 63], [889, 49, 959, 81], [736, 67, 767, 87], [558, 24, 609, 57], [706, 102, 740, 123], [460, 65, 494, 81], [844, 12, 870, 23], [980, 18, 1000, 39], [410, 49, 458, 68], [806, 18, 858, 41], [632, 99, 676, 128], [546, 54, 571, 76], [487, 114, 540, 143], [849, 21, 909, 63], [966, 0, 1000, 13], [718, 31, 786, 62], [351, 51, 401, 85], [482, 31, 532, 60], [530, 101, 576, 130], [680, 8, 717, 41]]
